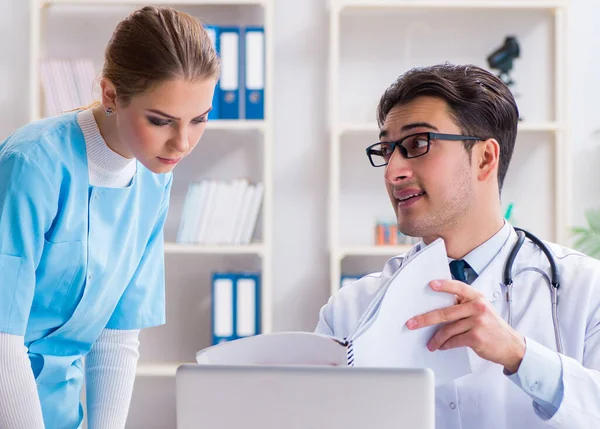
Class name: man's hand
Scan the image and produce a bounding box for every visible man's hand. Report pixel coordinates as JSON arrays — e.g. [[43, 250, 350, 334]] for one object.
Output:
[[406, 279, 526, 374]]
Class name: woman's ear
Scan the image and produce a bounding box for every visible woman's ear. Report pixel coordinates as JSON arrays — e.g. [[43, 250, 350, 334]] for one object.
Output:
[[476, 138, 500, 183], [99, 78, 118, 112]]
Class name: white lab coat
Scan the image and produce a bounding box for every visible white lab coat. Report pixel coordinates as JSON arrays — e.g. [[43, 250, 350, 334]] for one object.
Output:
[[316, 228, 600, 428]]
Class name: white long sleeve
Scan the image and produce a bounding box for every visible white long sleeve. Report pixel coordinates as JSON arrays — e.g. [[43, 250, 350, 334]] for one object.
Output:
[[0, 333, 46, 429], [79, 109, 140, 429], [543, 325, 600, 428], [85, 328, 140, 429]]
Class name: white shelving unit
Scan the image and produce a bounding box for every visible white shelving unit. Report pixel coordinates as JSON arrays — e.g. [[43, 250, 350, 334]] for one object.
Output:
[[339, 245, 413, 258], [206, 119, 266, 131], [328, 0, 569, 295], [136, 362, 181, 377], [39, 0, 266, 4], [339, 122, 562, 134], [164, 242, 265, 255], [30, 1, 273, 427]]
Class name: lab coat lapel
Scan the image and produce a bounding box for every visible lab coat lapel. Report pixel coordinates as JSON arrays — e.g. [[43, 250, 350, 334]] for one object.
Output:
[[470, 227, 519, 303]]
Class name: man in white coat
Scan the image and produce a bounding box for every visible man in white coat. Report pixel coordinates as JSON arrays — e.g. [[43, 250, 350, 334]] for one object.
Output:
[[315, 63, 600, 428]]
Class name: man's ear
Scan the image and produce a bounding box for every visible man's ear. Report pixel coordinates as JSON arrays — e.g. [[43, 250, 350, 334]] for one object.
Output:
[[476, 138, 500, 183], [99, 78, 118, 112]]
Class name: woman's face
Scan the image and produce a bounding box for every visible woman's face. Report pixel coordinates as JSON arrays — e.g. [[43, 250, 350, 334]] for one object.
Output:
[[115, 77, 216, 174]]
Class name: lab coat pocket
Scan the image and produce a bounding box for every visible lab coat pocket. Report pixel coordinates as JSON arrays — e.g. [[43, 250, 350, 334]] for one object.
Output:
[[34, 239, 84, 315]]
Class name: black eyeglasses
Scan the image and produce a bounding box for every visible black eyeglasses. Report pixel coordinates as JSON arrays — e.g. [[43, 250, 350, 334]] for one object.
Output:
[[365, 132, 483, 167]]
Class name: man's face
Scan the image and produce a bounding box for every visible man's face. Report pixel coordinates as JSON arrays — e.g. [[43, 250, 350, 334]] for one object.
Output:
[[381, 96, 477, 240]]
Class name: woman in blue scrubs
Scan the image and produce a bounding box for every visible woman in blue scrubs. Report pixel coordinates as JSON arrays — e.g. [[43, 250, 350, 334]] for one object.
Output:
[[0, 6, 219, 429]]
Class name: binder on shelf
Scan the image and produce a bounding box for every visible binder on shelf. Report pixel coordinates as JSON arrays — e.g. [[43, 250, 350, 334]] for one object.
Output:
[[204, 25, 221, 120], [218, 27, 240, 119], [40, 58, 96, 117], [72, 59, 96, 109], [194, 180, 218, 243], [212, 273, 235, 344], [175, 179, 263, 245], [232, 183, 255, 244], [40, 61, 59, 117], [226, 179, 249, 244], [176, 183, 200, 243], [235, 273, 261, 338], [244, 27, 265, 120], [239, 182, 264, 245], [212, 272, 261, 345], [205, 181, 233, 245]]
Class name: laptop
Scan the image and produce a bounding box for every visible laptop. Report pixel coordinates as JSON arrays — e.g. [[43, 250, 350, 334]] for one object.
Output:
[[176, 364, 435, 429]]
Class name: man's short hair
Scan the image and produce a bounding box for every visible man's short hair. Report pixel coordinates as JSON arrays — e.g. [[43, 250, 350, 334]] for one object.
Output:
[[377, 63, 519, 192]]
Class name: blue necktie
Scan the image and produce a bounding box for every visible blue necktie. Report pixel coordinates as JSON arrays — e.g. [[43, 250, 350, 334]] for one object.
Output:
[[449, 259, 470, 283]]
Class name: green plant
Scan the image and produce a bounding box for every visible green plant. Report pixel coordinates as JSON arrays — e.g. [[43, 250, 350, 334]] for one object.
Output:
[[572, 209, 600, 258]]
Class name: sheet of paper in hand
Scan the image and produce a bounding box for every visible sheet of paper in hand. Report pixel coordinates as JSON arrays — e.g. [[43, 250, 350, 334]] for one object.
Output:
[[350, 238, 472, 386]]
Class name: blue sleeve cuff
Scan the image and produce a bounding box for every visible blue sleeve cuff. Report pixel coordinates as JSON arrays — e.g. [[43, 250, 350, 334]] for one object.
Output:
[[505, 337, 564, 418]]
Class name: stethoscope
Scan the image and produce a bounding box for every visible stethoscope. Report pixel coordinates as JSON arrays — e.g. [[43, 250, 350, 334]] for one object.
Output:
[[504, 227, 563, 354]]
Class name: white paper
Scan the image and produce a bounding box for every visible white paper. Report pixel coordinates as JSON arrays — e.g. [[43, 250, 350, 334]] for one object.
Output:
[[196, 332, 348, 366], [351, 238, 472, 386]]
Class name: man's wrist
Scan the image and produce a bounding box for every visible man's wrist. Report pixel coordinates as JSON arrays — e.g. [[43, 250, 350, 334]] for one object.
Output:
[[503, 334, 526, 374]]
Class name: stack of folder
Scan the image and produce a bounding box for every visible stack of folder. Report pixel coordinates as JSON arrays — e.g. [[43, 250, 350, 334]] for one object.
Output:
[[205, 25, 265, 120], [212, 272, 261, 345], [40, 58, 97, 117], [176, 179, 264, 245]]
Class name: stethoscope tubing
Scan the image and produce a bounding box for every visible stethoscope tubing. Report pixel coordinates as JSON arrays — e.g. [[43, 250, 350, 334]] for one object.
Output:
[[504, 228, 563, 354]]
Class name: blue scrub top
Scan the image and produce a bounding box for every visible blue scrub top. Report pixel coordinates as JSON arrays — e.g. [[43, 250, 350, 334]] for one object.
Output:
[[0, 112, 172, 428]]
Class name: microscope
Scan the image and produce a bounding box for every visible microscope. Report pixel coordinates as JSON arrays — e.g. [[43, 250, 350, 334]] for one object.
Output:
[[487, 36, 520, 87]]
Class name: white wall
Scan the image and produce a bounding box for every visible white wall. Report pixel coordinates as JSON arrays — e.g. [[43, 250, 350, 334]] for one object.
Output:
[[0, 0, 599, 334], [0, 0, 30, 135], [271, 0, 330, 330], [568, 0, 600, 226]]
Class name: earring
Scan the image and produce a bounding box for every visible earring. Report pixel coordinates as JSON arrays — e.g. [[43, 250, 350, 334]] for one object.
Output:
[[105, 107, 114, 116]]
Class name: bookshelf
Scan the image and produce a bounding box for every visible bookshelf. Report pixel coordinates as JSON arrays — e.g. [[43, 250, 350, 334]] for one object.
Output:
[[40, 0, 266, 4], [339, 245, 413, 258], [30, 0, 273, 427], [339, 122, 562, 135], [327, 0, 569, 295], [136, 362, 181, 377], [164, 242, 265, 255], [328, 0, 567, 9], [206, 119, 266, 131]]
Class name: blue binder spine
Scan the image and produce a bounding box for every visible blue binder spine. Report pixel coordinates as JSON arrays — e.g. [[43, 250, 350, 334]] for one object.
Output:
[[244, 27, 265, 120], [204, 25, 221, 120], [234, 272, 261, 339], [211, 272, 236, 344], [218, 27, 240, 119]]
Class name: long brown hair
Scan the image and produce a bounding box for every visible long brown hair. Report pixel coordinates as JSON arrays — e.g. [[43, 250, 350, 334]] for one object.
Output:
[[99, 5, 220, 107]]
